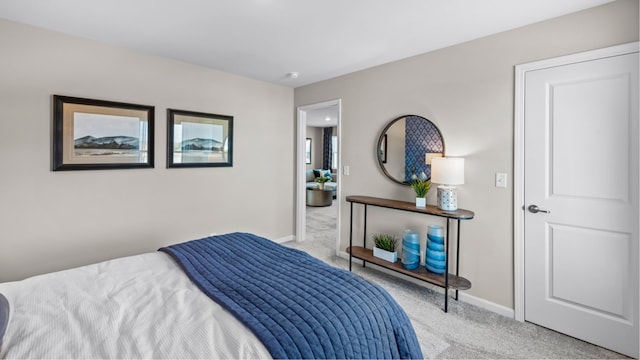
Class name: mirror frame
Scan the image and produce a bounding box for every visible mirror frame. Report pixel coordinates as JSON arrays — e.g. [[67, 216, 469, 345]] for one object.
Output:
[[376, 114, 445, 185]]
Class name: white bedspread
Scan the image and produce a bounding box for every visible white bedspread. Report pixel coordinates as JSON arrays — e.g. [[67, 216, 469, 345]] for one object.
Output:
[[0, 251, 271, 359]]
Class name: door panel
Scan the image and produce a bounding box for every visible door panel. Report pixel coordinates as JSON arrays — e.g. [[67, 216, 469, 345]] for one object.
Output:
[[524, 49, 638, 357], [550, 224, 630, 318], [552, 74, 630, 202]]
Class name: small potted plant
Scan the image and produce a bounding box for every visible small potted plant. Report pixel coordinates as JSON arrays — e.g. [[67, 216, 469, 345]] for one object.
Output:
[[314, 175, 330, 190], [411, 172, 431, 208], [373, 233, 398, 263]]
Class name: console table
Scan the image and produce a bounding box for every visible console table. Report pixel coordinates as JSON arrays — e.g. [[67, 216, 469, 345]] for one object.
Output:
[[346, 195, 474, 312]]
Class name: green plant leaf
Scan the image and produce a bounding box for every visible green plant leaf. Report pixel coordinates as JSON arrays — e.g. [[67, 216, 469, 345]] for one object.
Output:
[[373, 233, 398, 252], [411, 179, 431, 198]]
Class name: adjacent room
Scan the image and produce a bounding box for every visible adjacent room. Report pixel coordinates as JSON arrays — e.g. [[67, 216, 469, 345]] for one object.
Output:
[[303, 104, 339, 254], [0, 0, 638, 358]]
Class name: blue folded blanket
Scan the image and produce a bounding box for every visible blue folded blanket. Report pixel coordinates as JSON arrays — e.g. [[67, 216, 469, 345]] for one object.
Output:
[[160, 232, 423, 359]]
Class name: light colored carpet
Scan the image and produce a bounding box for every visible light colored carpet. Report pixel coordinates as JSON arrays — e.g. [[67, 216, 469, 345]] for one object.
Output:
[[285, 200, 627, 359]]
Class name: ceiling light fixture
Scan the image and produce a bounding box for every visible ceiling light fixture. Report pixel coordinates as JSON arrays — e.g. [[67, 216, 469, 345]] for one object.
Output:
[[287, 72, 299, 79]]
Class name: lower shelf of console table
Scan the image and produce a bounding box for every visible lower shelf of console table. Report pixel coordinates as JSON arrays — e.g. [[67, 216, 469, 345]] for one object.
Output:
[[347, 246, 472, 291]]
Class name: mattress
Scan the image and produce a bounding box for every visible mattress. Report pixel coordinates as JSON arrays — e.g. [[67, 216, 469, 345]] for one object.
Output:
[[0, 251, 271, 359]]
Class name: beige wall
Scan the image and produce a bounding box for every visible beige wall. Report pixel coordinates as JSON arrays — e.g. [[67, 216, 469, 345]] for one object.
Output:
[[295, 0, 639, 309], [306, 126, 323, 169], [0, 19, 295, 282]]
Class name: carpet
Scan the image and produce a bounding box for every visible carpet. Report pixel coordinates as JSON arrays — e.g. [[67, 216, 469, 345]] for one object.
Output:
[[288, 201, 627, 359]]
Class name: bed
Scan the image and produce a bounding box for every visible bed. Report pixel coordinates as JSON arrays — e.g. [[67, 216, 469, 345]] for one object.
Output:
[[0, 232, 422, 359]]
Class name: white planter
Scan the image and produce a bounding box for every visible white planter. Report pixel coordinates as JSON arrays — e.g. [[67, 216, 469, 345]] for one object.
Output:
[[373, 247, 398, 263], [415, 197, 426, 208]]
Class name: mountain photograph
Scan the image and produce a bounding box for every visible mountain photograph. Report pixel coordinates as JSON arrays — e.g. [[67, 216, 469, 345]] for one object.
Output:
[[178, 138, 223, 151], [74, 135, 139, 149]]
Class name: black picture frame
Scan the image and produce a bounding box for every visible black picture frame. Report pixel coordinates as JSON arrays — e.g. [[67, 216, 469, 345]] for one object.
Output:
[[52, 95, 154, 171], [167, 109, 233, 168]]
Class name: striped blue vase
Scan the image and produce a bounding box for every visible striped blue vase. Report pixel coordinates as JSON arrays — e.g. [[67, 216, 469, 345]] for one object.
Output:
[[401, 230, 420, 270], [425, 225, 446, 274]]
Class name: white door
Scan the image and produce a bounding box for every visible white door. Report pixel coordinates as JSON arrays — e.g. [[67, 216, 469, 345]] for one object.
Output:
[[523, 45, 638, 357]]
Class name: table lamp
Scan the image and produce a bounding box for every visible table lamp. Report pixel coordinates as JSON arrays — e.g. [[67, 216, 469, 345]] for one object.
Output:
[[431, 157, 464, 211]]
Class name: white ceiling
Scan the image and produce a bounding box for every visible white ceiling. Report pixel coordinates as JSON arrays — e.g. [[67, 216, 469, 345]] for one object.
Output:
[[0, 0, 614, 88], [306, 105, 339, 128]]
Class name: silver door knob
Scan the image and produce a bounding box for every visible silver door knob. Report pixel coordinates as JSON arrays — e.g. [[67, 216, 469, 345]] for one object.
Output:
[[528, 204, 550, 214]]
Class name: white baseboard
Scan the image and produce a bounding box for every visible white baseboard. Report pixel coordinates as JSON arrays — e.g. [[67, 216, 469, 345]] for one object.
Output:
[[458, 292, 514, 318], [274, 235, 295, 244], [337, 250, 515, 319]]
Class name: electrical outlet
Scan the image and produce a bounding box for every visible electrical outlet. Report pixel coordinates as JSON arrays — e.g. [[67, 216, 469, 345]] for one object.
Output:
[[495, 173, 507, 188], [343, 165, 350, 176]]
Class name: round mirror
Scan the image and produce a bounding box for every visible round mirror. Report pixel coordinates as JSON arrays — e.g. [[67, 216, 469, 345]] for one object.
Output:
[[377, 115, 445, 185]]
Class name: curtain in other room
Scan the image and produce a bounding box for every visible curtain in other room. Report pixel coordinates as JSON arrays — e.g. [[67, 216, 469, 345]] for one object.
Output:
[[322, 127, 332, 170]]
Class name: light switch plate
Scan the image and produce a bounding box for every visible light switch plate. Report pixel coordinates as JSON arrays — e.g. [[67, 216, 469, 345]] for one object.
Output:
[[496, 172, 507, 188], [343, 165, 350, 176]]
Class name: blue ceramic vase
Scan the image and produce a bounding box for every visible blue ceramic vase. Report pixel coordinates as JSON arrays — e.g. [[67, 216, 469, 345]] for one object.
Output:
[[401, 230, 420, 270], [425, 225, 446, 274]]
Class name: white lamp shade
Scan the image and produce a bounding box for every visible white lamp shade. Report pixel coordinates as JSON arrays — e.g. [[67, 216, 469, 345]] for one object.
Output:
[[431, 157, 464, 185]]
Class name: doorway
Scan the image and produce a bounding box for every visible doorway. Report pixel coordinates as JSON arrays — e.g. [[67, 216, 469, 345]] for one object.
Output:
[[514, 43, 639, 357], [296, 100, 341, 252]]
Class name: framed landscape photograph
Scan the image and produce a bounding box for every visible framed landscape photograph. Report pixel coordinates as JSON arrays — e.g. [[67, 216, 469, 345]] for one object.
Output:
[[52, 95, 154, 171], [167, 109, 233, 168]]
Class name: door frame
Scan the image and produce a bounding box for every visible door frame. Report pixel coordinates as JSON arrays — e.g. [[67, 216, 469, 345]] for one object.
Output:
[[295, 99, 342, 243], [513, 42, 639, 322]]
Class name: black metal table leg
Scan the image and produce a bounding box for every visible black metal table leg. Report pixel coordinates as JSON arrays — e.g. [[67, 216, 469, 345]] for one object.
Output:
[[445, 218, 451, 312], [362, 204, 367, 268], [455, 219, 461, 301], [349, 201, 353, 271]]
